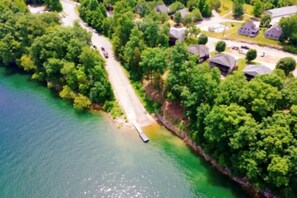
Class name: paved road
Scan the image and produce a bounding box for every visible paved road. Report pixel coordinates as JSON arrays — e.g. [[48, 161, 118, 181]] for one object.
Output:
[[60, 0, 155, 127]]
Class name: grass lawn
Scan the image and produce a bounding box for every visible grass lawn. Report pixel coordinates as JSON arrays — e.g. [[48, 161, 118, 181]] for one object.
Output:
[[218, 0, 233, 16], [237, 58, 247, 71], [226, 29, 280, 47], [202, 22, 281, 48], [201, 21, 243, 40], [219, 0, 257, 19], [243, 4, 254, 15]]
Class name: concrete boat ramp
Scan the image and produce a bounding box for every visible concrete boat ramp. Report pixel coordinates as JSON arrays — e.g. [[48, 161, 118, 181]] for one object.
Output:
[[132, 122, 149, 143]]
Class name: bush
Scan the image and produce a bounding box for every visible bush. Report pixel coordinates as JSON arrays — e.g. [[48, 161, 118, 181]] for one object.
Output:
[[283, 45, 297, 54], [198, 34, 208, 45], [73, 94, 91, 110], [246, 49, 257, 62], [191, 8, 202, 22], [183, 13, 193, 25], [215, 41, 226, 53], [276, 57, 296, 76], [260, 15, 271, 28], [168, 1, 184, 14]]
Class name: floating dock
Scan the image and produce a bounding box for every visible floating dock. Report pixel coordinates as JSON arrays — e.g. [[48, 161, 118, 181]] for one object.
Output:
[[132, 122, 149, 143]]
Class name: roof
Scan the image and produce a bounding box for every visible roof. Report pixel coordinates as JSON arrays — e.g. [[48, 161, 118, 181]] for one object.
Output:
[[169, 27, 185, 40], [210, 53, 236, 68], [178, 8, 189, 18], [265, 26, 282, 34], [188, 45, 209, 58], [244, 65, 272, 77], [156, 4, 169, 13], [264, 5, 297, 18], [242, 21, 258, 30]]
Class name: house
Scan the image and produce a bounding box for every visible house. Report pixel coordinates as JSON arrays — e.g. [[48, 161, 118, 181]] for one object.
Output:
[[187, 45, 209, 62], [156, 4, 169, 13], [264, 5, 297, 18], [264, 26, 282, 40], [209, 54, 237, 76], [170, 8, 189, 19], [238, 21, 260, 37], [244, 65, 272, 80], [177, 8, 189, 18], [169, 27, 185, 45]]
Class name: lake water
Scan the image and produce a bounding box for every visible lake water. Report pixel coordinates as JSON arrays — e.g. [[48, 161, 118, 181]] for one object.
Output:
[[0, 66, 247, 197]]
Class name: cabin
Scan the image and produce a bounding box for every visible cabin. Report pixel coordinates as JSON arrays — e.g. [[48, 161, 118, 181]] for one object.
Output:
[[243, 65, 272, 80], [264, 5, 297, 18], [238, 21, 259, 37], [264, 26, 282, 40], [169, 27, 185, 45], [170, 8, 189, 19], [187, 45, 209, 62], [156, 4, 169, 13], [209, 54, 237, 76]]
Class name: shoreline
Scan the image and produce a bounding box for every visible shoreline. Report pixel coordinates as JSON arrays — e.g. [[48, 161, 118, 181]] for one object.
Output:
[[154, 113, 276, 198]]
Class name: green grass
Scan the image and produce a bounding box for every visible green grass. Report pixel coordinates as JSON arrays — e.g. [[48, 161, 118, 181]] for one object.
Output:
[[218, 0, 233, 16], [243, 4, 254, 15], [226, 29, 280, 47], [236, 59, 262, 72], [203, 22, 281, 48], [237, 58, 247, 71]]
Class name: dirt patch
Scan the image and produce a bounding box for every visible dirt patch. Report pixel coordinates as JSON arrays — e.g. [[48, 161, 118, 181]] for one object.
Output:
[[143, 80, 164, 104], [161, 100, 185, 122]]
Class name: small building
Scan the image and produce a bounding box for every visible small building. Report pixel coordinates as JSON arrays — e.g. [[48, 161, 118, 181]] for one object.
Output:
[[170, 8, 189, 19], [238, 21, 260, 37], [209, 53, 237, 76], [156, 4, 169, 13], [177, 8, 189, 18], [244, 65, 272, 80], [187, 45, 209, 62], [264, 26, 282, 40], [264, 5, 297, 18], [169, 27, 185, 45]]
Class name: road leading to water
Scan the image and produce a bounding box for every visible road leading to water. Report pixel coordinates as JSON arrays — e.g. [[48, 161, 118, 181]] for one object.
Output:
[[60, 0, 155, 127]]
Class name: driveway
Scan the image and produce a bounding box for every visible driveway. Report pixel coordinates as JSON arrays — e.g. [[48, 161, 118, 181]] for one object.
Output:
[[59, 0, 155, 127]]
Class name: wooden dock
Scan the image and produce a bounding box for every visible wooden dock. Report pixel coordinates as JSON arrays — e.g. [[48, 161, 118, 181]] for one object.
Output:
[[132, 122, 149, 143]]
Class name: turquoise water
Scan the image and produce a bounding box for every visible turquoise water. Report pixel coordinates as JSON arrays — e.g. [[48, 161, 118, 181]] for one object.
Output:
[[0, 67, 247, 197]]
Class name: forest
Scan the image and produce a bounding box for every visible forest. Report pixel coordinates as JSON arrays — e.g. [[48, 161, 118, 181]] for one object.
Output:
[[78, 0, 297, 197], [0, 0, 114, 111]]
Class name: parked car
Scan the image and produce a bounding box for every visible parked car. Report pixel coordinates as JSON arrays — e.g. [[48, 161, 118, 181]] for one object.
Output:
[[101, 47, 108, 58], [231, 46, 239, 50], [241, 45, 250, 50]]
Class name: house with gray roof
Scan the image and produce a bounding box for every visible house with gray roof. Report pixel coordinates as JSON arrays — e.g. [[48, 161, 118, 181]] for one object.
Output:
[[209, 54, 237, 76], [169, 27, 185, 45], [187, 45, 209, 62], [244, 65, 272, 80], [264, 5, 297, 18], [238, 21, 259, 37], [264, 26, 282, 40], [156, 4, 169, 13], [170, 8, 189, 19], [177, 8, 189, 18]]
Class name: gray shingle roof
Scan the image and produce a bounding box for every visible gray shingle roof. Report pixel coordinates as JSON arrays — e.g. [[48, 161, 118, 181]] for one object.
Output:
[[264, 6, 297, 18], [156, 4, 169, 13], [244, 65, 272, 77], [210, 53, 237, 69], [188, 45, 209, 58], [178, 8, 189, 18], [169, 27, 185, 40]]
